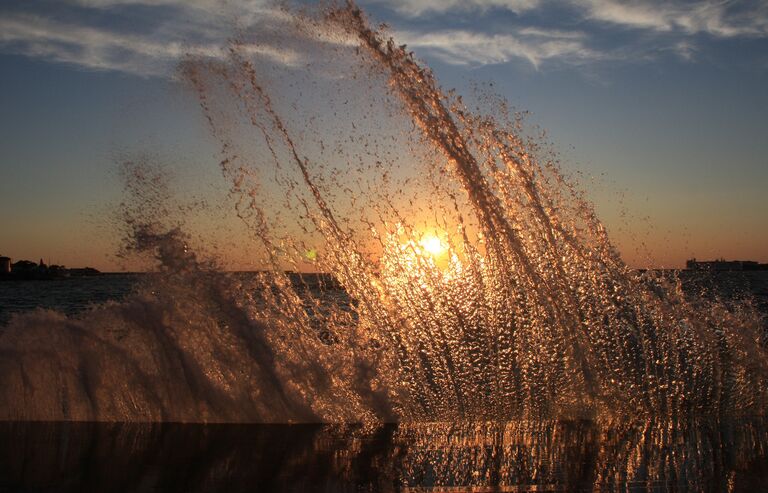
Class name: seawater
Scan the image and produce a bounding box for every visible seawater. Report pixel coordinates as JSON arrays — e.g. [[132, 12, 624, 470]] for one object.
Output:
[[1, 0, 767, 422], [2, 270, 766, 328], [0, 11, 767, 493], [2, 419, 768, 492], [0, 274, 140, 326]]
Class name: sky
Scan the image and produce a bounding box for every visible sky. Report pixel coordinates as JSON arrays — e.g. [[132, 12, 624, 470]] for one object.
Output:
[[0, 0, 767, 270]]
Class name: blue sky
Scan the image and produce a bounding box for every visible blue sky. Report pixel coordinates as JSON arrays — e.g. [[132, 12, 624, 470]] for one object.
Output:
[[1, 0, 767, 269]]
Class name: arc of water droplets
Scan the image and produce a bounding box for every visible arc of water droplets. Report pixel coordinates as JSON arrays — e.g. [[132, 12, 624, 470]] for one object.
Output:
[[176, 1, 768, 421]]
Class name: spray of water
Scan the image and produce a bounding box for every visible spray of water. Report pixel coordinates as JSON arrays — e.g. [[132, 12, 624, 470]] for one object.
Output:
[[0, 2, 765, 423]]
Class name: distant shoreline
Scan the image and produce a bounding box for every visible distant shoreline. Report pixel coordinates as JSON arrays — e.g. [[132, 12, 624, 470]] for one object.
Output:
[[4, 267, 768, 279]]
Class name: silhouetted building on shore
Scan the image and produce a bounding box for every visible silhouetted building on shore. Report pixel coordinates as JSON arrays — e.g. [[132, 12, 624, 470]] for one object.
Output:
[[0, 255, 100, 280], [686, 258, 768, 271]]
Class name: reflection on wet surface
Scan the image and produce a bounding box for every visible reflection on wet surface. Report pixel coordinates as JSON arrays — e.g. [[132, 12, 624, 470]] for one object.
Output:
[[1, 419, 766, 492]]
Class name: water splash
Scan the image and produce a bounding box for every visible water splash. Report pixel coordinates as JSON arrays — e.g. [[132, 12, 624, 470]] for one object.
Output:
[[0, 2, 766, 423]]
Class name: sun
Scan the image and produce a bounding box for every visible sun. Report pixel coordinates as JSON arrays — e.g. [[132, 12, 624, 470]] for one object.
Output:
[[419, 234, 447, 258]]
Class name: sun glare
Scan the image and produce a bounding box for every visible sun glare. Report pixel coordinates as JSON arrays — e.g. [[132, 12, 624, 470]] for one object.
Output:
[[420, 234, 447, 257]]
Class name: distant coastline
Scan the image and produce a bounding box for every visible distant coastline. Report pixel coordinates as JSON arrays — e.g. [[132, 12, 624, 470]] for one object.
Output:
[[2, 255, 767, 280], [686, 258, 768, 272], [0, 255, 101, 281]]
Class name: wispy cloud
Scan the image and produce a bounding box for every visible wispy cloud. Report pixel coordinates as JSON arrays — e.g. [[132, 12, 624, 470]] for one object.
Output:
[[371, 0, 541, 16], [68, 0, 299, 30], [368, 0, 768, 69], [517, 27, 586, 40], [398, 28, 600, 68], [671, 40, 697, 61], [575, 0, 768, 38], [381, 0, 768, 39], [2, 14, 186, 76], [0, 0, 766, 76], [0, 1, 301, 77], [70, 0, 266, 14]]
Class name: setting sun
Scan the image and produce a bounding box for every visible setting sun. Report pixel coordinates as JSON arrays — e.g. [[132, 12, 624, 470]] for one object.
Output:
[[419, 234, 447, 257], [1, 0, 768, 489]]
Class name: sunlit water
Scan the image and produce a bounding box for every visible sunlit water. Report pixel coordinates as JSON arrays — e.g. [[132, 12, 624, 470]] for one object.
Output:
[[2, 419, 767, 492], [1, 2, 767, 489]]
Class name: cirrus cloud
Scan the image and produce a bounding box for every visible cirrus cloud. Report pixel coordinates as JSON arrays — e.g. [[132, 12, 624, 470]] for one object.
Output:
[[397, 28, 599, 68], [576, 0, 768, 38], [371, 0, 542, 16], [0, 0, 375, 77], [0, 0, 766, 78]]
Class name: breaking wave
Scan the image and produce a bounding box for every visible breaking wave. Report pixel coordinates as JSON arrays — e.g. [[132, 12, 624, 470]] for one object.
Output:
[[0, 2, 766, 423]]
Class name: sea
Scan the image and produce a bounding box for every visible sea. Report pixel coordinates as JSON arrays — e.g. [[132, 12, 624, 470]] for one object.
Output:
[[1, 271, 767, 492], [0, 274, 140, 326], [3, 270, 766, 327]]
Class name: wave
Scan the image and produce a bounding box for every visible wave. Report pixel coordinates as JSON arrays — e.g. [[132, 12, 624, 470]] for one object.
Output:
[[1, 2, 766, 423]]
